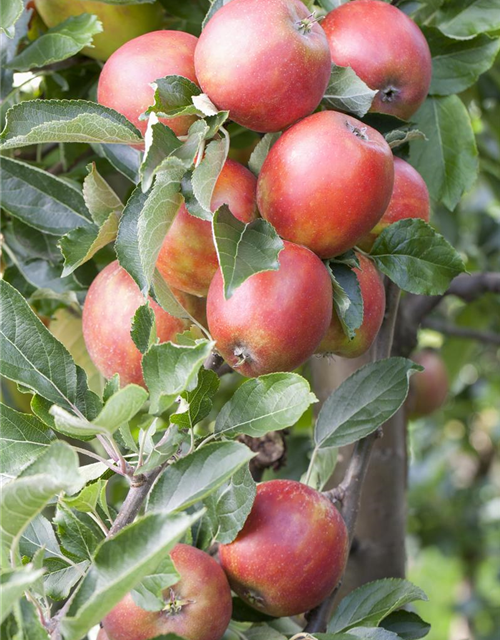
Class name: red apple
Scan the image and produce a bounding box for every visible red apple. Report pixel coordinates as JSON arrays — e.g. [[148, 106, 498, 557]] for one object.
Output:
[[194, 0, 331, 133], [358, 157, 430, 251], [102, 544, 232, 640], [97, 30, 198, 137], [257, 110, 394, 259], [410, 349, 449, 417], [219, 480, 348, 617], [317, 254, 385, 358], [82, 260, 189, 387], [207, 241, 333, 377], [157, 159, 258, 297], [322, 0, 432, 121], [97, 629, 109, 640]]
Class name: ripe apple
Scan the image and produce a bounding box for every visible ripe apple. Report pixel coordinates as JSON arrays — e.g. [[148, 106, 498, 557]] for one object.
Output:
[[206, 241, 333, 377], [257, 110, 394, 259], [102, 544, 232, 640], [358, 157, 430, 251], [194, 0, 331, 133], [97, 30, 198, 137], [82, 260, 190, 387], [409, 349, 449, 417], [219, 480, 348, 617], [322, 0, 432, 121], [157, 159, 258, 297], [317, 254, 385, 358], [34, 0, 164, 61], [97, 629, 109, 640]]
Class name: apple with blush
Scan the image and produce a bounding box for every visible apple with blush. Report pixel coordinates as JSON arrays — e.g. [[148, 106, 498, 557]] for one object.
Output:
[[409, 349, 449, 417]]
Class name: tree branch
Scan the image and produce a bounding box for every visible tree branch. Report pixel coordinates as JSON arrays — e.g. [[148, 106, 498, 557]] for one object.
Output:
[[422, 318, 500, 345]]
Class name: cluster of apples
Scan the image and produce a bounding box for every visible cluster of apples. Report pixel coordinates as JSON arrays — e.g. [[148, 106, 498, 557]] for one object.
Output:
[[83, 0, 432, 386]]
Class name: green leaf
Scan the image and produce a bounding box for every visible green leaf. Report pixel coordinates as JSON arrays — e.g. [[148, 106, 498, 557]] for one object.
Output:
[[322, 64, 378, 118], [315, 358, 421, 449], [0, 567, 45, 624], [170, 368, 220, 430], [83, 162, 123, 226], [190, 137, 229, 217], [0, 403, 55, 482], [0, 441, 81, 568], [327, 263, 363, 340], [131, 556, 180, 611], [62, 480, 104, 514], [143, 339, 214, 414], [141, 119, 182, 191], [0, 99, 143, 149], [303, 446, 338, 492], [328, 578, 428, 632], [152, 269, 196, 321], [44, 558, 89, 601], [0, 0, 23, 38], [408, 95, 478, 210], [131, 304, 157, 354], [91, 142, 141, 184], [384, 129, 426, 150], [248, 132, 281, 176], [173, 119, 209, 168], [6, 14, 103, 72], [380, 610, 431, 640], [212, 205, 284, 299], [144, 74, 202, 119], [54, 504, 103, 562], [434, 0, 500, 39], [370, 219, 466, 295], [0, 157, 91, 235], [215, 373, 316, 438], [8, 596, 50, 639], [19, 515, 60, 560], [59, 511, 200, 640], [0, 280, 101, 418], [148, 442, 255, 513], [427, 28, 500, 95]]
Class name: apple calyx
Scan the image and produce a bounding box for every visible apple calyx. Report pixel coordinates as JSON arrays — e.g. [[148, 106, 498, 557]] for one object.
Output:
[[346, 121, 369, 141], [162, 589, 194, 616], [381, 85, 400, 104], [296, 13, 317, 34], [243, 588, 266, 609], [233, 345, 250, 368]]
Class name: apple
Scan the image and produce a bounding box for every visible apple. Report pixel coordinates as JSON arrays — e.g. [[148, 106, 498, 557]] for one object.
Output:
[[358, 157, 430, 251], [317, 254, 385, 358], [219, 480, 348, 617], [82, 260, 190, 387], [410, 349, 449, 417], [34, 0, 164, 61], [97, 629, 109, 640], [102, 544, 232, 640], [157, 159, 258, 297], [207, 241, 333, 377], [257, 110, 394, 259], [322, 0, 432, 120], [194, 0, 331, 133], [97, 30, 198, 137]]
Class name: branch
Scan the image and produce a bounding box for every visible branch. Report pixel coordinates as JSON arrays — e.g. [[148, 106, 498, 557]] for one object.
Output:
[[422, 318, 500, 345], [204, 350, 233, 376]]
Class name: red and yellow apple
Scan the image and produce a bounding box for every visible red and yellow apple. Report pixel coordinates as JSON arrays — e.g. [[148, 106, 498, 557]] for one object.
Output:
[[195, 0, 331, 133], [322, 0, 432, 120], [97, 30, 198, 137], [257, 110, 394, 259], [157, 159, 258, 297], [207, 241, 333, 377], [102, 544, 232, 640], [409, 349, 449, 417], [219, 480, 349, 617]]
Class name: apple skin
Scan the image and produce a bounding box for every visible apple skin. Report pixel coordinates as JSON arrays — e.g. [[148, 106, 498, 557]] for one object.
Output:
[[322, 0, 432, 121], [97, 629, 109, 640], [102, 544, 232, 640], [219, 480, 349, 617], [257, 110, 394, 259], [358, 157, 430, 251], [157, 159, 258, 297], [34, 0, 164, 61], [410, 350, 449, 417], [317, 254, 385, 358], [194, 0, 331, 133], [97, 30, 198, 137], [207, 241, 333, 377], [82, 260, 190, 387]]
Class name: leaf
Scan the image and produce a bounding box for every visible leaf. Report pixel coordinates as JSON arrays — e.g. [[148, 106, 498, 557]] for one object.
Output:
[[62, 480, 104, 514], [173, 119, 209, 168], [152, 269, 194, 321], [6, 14, 103, 71], [0, 403, 55, 482], [144, 74, 202, 119], [141, 118, 182, 191], [131, 556, 180, 611], [83, 162, 123, 226], [302, 446, 338, 492], [248, 132, 281, 176], [60, 214, 119, 277], [44, 558, 89, 601], [59, 511, 201, 640], [408, 95, 478, 210], [0, 567, 45, 624], [191, 137, 229, 217], [143, 339, 214, 414], [215, 373, 316, 438], [0, 441, 81, 568], [8, 596, 50, 639], [380, 610, 431, 640], [434, 0, 500, 39], [0, 280, 102, 418], [315, 358, 421, 449], [370, 219, 466, 295], [384, 129, 427, 150], [0, 156, 91, 235], [0, 99, 143, 149], [327, 263, 363, 340], [91, 142, 141, 184], [0, 0, 23, 38], [54, 504, 103, 562], [427, 28, 500, 95], [170, 368, 220, 430], [202, 0, 235, 29], [19, 515, 60, 560], [328, 578, 428, 632], [322, 64, 378, 118], [115, 185, 150, 292], [131, 304, 156, 354], [148, 442, 255, 513], [212, 206, 284, 299]]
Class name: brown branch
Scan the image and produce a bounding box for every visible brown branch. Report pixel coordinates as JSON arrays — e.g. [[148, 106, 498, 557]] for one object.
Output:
[[422, 318, 500, 345]]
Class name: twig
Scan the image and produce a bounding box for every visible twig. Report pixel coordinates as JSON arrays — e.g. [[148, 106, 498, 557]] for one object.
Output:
[[204, 351, 233, 376], [422, 318, 500, 345], [71, 445, 124, 475]]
